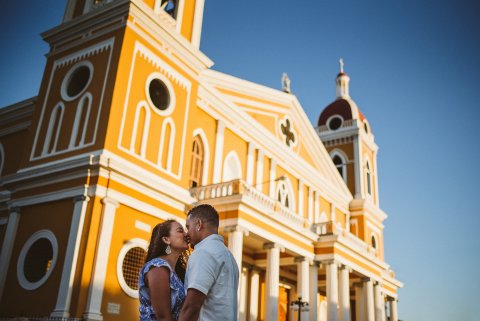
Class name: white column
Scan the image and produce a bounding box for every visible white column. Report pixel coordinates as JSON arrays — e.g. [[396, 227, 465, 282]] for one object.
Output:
[[355, 283, 365, 321], [239, 267, 248, 321], [246, 142, 255, 185], [255, 150, 264, 191], [84, 197, 119, 321], [389, 299, 398, 321], [338, 265, 351, 321], [326, 261, 339, 321], [374, 282, 384, 321], [226, 225, 247, 271], [364, 278, 374, 321], [264, 243, 282, 321], [52, 195, 90, 318], [309, 262, 319, 321], [249, 269, 260, 321], [0, 207, 20, 302], [212, 119, 225, 184], [269, 159, 276, 198], [295, 257, 310, 321]]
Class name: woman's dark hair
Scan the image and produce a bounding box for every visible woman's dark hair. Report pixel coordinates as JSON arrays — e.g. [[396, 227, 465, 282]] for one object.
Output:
[[144, 219, 189, 282]]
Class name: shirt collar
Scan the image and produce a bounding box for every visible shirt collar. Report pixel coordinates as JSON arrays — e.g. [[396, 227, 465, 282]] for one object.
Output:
[[195, 234, 224, 250]]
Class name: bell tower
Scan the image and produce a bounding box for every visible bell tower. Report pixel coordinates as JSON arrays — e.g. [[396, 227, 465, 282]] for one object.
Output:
[[317, 60, 386, 258], [63, 0, 206, 48]]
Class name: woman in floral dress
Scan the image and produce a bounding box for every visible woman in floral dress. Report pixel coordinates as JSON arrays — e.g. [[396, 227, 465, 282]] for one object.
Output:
[[139, 220, 189, 321]]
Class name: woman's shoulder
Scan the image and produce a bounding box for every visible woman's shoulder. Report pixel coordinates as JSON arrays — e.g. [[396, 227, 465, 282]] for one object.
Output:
[[143, 258, 172, 273]]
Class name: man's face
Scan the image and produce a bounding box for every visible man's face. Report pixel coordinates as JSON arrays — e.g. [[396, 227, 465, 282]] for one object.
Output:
[[185, 215, 200, 247]]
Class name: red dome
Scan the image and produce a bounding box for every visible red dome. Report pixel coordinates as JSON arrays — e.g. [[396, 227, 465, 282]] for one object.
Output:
[[317, 98, 366, 127]]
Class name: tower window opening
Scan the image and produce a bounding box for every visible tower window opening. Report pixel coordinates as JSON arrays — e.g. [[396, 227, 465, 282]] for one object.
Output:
[[328, 116, 343, 131], [333, 155, 344, 179], [364, 122, 369, 134], [371, 235, 377, 249], [161, 0, 179, 19]]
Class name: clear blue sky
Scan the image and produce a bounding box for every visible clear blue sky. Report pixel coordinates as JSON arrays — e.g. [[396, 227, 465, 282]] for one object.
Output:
[[1, 1, 479, 321]]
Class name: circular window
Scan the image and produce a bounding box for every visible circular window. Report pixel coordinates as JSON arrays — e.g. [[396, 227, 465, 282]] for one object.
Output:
[[149, 79, 170, 110], [17, 230, 58, 290], [61, 61, 93, 101], [117, 238, 148, 298], [328, 116, 343, 131], [145, 73, 175, 116]]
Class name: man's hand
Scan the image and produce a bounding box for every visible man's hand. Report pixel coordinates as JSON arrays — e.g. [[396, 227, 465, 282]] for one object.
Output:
[[178, 288, 206, 321]]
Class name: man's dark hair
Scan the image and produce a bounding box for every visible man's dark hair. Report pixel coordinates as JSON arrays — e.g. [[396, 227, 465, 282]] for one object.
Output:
[[187, 204, 219, 227]]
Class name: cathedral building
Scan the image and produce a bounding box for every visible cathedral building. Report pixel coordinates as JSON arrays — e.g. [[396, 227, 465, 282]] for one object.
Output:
[[0, 1, 402, 321]]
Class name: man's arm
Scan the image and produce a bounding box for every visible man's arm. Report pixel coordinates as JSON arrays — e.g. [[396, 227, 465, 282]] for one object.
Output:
[[178, 288, 206, 321]]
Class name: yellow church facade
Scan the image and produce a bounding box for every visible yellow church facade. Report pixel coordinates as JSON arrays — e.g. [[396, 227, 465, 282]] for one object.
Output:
[[0, 1, 402, 321]]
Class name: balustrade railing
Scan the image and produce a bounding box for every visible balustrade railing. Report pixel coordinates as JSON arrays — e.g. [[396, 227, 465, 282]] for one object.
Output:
[[190, 180, 307, 228]]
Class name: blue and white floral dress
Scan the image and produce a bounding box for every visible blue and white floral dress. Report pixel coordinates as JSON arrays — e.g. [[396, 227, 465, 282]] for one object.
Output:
[[139, 258, 186, 321]]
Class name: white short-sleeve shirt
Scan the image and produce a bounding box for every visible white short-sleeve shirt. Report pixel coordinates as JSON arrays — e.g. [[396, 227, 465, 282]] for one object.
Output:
[[185, 234, 239, 321]]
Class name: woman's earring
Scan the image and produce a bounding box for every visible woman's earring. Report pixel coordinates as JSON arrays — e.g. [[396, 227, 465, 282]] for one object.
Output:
[[165, 245, 171, 255]]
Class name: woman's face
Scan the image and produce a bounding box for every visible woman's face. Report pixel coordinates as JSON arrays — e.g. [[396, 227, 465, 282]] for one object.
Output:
[[167, 221, 188, 252]]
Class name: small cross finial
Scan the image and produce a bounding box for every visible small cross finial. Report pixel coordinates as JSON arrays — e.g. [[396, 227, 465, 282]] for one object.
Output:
[[339, 58, 344, 73]]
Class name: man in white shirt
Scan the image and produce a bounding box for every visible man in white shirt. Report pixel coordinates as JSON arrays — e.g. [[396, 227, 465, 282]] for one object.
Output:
[[179, 204, 239, 321]]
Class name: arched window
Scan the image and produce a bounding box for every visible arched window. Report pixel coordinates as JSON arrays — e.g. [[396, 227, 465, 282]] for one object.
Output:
[[158, 118, 175, 171], [189, 136, 204, 188], [276, 179, 295, 210], [330, 150, 347, 183], [70, 93, 92, 148], [366, 160, 372, 195], [130, 102, 150, 157], [43, 103, 65, 155], [222, 151, 242, 182]]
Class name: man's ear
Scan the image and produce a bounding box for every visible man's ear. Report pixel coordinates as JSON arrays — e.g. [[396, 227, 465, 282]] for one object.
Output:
[[197, 219, 203, 231]]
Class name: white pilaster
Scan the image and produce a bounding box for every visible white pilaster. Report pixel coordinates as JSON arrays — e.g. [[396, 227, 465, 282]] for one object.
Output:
[[338, 265, 351, 321], [52, 195, 90, 318], [249, 269, 260, 321], [298, 180, 304, 218], [269, 159, 277, 198], [295, 257, 310, 321], [355, 283, 365, 321], [246, 142, 255, 185], [255, 150, 264, 191], [364, 279, 374, 321], [374, 282, 384, 321], [314, 190, 320, 222], [389, 299, 398, 321], [264, 243, 283, 321], [212, 120, 225, 184], [83, 197, 119, 321], [353, 135, 363, 198], [0, 207, 20, 302], [309, 262, 319, 321], [308, 187, 313, 223], [326, 261, 339, 321]]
